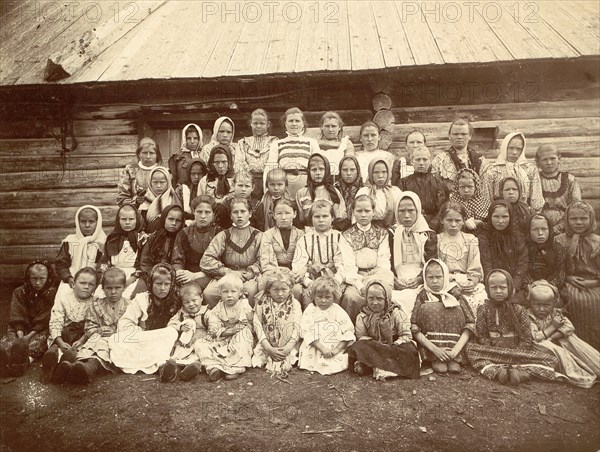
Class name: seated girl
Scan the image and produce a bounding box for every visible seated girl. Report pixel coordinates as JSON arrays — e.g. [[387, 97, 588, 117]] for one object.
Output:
[[198, 144, 235, 205], [499, 176, 536, 236], [298, 276, 355, 375], [55, 205, 105, 300], [526, 213, 567, 289], [172, 195, 221, 290], [356, 158, 402, 229], [296, 153, 347, 230], [0, 261, 57, 377], [556, 201, 600, 351], [252, 168, 293, 232], [117, 137, 161, 207], [252, 268, 302, 377], [197, 274, 254, 382], [42, 267, 98, 383], [143, 167, 186, 232], [58, 268, 130, 384], [318, 111, 355, 177], [348, 279, 419, 381], [109, 263, 180, 374], [334, 156, 363, 229], [259, 199, 304, 301], [200, 197, 262, 308], [464, 269, 559, 386], [392, 192, 438, 318], [160, 282, 209, 383], [437, 202, 487, 316], [215, 170, 258, 230], [237, 109, 278, 200], [99, 205, 145, 299], [199, 117, 239, 170], [411, 259, 475, 374], [448, 168, 490, 232], [527, 280, 599, 388], [168, 123, 203, 187], [291, 199, 364, 314]]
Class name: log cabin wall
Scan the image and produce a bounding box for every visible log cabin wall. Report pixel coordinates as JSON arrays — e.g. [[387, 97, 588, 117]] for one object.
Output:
[[0, 58, 598, 285]]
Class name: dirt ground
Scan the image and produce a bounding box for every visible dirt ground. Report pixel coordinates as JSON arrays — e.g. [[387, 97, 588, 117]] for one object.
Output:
[[1, 292, 599, 452]]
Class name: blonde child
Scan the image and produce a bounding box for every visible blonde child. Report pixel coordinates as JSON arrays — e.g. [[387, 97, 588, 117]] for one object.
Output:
[[160, 282, 209, 383], [117, 137, 161, 207], [169, 123, 203, 186], [318, 111, 355, 176], [298, 276, 355, 375], [252, 268, 302, 377], [237, 109, 278, 200], [527, 280, 599, 388], [356, 158, 402, 229], [57, 268, 129, 384], [411, 259, 475, 374], [200, 197, 262, 307], [42, 267, 98, 383], [348, 279, 419, 380], [252, 168, 293, 231], [215, 170, 257, 229], [197, 274, 255, 381]]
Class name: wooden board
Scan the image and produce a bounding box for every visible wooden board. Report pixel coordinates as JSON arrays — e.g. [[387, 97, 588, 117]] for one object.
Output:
[[295, 2, 328, 74], [347, 2, 385, 70], [0, 188, 119, 210], [0, 244, 62, 265], [0, 153, 137, 174], [0, 168, 122, 191], [0, 119, 136, 139], [0, 135, 138, 157], [371, 2, 415, 67], [326, 1, 352, 71], [0, 226, 112, 246], [0, 206, 118, 229]]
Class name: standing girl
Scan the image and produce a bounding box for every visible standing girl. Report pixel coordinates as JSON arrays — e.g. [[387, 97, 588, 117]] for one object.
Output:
[[354, 121, 394, 184], [117, 137, 162, 207], [318, 111, 355, 177], [169, 124, 203, 186], [143, 167, 185, 232], [199, 117, 239, 169], [198, 145, 235, 204], [356, 158, 402, 229]]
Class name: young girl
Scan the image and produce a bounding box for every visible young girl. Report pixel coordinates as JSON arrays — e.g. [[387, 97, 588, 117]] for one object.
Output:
[[184, 159, 207, 207], [266, 107, 320, 197], [42, 267, 98, 383], [296, 153, 347, 229], [499, 176, 536, 236], [215, 170, 258, 230], [199, 117, 238, 169], [527, 280, 599, 388], [0, 261, 57, 377], [59, 268, 130, 384], [318, 111, 355, 176], [259, 199, 304, 300], [392, 192, 438, 318], [479, 200, 529, 294], [160, 282, 209, 383], [237, 109, 278, 200], [448, 168, 490, 231], [411, 259, 475, 374], [298, 276, 355, 375], [55, 205, 105, 299], [526, 213, 567, 289], [169, 123, 203, 186], [172, 195, 221, 289], [334, 156, 363, 226], [356, 158, 402, 229], [437, 202, 487, 316], [252, 268, 302, 377], [480, 132, 544, 211], [556, 201, 600, 350], [399, 145, 448, 232], [348, 279, 420, 381], [200, 197, 262, 307], [117, 137, 162, 207], [197, 274, 255, 381], [292, 200, 364, 313], [99, 205, 145, 298], [354, 121, 395, 184], [143, 166, 185, 232], [252, 168, 293, 231], [536, 144, 582, 233], [464, 269, 559, 385], [109, 263, 180, 374], [198, 145, 234, 204]]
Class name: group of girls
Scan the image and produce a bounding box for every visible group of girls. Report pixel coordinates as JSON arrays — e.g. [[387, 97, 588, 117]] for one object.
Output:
[[1, 110, 598, 391]]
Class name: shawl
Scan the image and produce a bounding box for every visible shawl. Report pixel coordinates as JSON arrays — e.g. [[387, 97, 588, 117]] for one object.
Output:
[[145, 263, 181, 331], [393, 191, 433, 266], [148, 205, 185, 263], [563, 201, 600, 266], [359, 279, 397, 344], [449, 168, 490, 220], [145, 166, 180, 226], [485, 269, 523, 345], [105, 205, 144, 257], [526, 213, 559, 279], [447, 146, 481, 174], [206, 144, 234, 196], [364, 158, 396, 227], [256, 292, 295, 347], [422, 259, 459, 308], [306, 153, 341, 204], [62, 205, 107, 274], [186, 158, 206, 198], [334, 156, 363, 219], [499, 176, 535, 230], [21, 260, 57, 304], [484, 200, 519, 263], [180, 123, 203, 155]]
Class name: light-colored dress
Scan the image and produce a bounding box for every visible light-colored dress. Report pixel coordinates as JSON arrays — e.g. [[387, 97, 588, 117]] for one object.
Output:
[[167, 306, 210, 365], [48, 291, 93, 348]]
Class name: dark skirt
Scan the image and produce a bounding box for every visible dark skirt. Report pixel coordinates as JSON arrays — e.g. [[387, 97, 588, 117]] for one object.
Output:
[[348, 340, 420, 379]]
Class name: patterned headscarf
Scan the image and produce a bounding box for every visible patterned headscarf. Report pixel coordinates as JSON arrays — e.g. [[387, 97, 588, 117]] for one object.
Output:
[[485, 269, 522, 344], [449, 168, 490, 220], [206, 144, 234, 195], [334, 156, 363, 218], [564, 201, 599, 265], [146, 166, 180, 227], [306, 153, 340, 204], [364, 158, 396, 228], [146, 263, 180, 331]]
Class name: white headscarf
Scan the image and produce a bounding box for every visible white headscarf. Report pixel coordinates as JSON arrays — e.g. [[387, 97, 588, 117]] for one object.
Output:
[[145, 166, 178, 223], [180, 123, 203, 155], [393, 191, 433, 272], [495, 132, 527, 165], [422, 259, 459, 308], [211, 117, 235, 144], [63, 205, 106, 276]]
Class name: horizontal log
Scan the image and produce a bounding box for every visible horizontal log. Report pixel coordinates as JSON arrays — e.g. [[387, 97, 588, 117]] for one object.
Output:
[[0, 227, 113, 246], [578, 177, 600, 199], [0, 244, 61, 265], [0, 167, 122, 191], [0, 120, 137, 139], [0, 134, 139, 157], [0, 206, 118, 229], [0, 153, 137, 174], [0, 188, 119, 210], [0, 264, 28, 285]]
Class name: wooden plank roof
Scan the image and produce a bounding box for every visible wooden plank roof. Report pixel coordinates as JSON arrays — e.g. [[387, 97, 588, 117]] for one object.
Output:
[[0, 0, 598, 86]]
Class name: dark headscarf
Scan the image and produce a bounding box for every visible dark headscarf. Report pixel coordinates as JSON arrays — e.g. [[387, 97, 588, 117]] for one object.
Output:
[[306, 153, 340, 204], [105, 205, 145, 257], [334, 156, 363, 218], [22, 260, 57, 301], [206, 145, 233, 196], [359, 279, 396, 344], [485, 269, 522, 344], [148, 205, 184, 263], [187, 158, 207, 196], [145, 263, 180, 330], [486, 199, 518, 257], [526, 213, 558, 281], [448, 146, 481, 174], [499, 176, 534, 226]]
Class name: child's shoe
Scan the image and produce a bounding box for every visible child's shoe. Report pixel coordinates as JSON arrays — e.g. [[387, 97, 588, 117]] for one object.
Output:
[[208, 368, 224, 382], [160, 359, 178, 383], [70, 360, 99, 385], [516, 369, 530, 384], [432, 361, 448, 374], [52, 361, 74, 384], [41, 345, 60, 382], [354, 361, 371, 376], [496, 367, 509, 384], [224, 372, 240, 381], [447, 361, 462, 374], [179, 362, 202, 382], [59, 346, 78, 363], [508, 367, 521, 386]]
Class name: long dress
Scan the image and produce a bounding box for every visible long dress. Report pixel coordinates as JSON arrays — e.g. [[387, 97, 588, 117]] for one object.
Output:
[[540, 171, 582, 234]]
